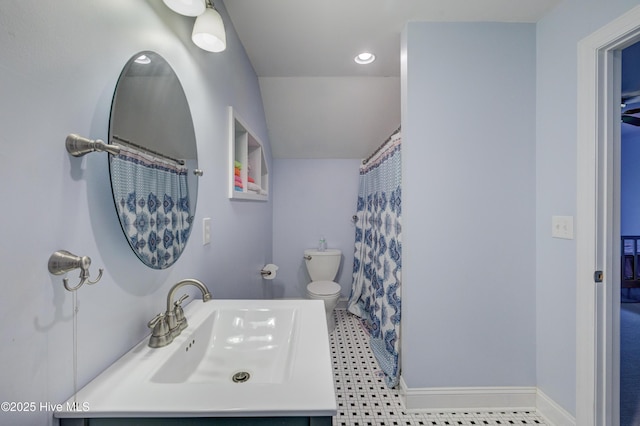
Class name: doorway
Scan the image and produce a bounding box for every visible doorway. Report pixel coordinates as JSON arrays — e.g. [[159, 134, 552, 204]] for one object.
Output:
[[619, 40, 640, 425], [576, 5, 640, 426]]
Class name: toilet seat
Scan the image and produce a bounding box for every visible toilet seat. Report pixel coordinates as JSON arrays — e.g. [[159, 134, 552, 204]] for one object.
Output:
[[307, 280, 341, 297]]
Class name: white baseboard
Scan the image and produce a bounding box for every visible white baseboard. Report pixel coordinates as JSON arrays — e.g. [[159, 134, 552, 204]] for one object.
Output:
[[399, 377, 537, 412], [336, 297, 348, 310], [399, 377, 576, 426], [536, 389, 576, 426]]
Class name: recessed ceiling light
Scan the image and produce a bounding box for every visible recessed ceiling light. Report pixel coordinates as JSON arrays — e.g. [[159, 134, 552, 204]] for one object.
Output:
[[134, 54, 151, 64], [355, 52, 375, 65]]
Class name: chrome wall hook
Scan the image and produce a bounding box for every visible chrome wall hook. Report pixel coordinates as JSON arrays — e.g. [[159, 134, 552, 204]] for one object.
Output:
[[48, 250, 104, 292]]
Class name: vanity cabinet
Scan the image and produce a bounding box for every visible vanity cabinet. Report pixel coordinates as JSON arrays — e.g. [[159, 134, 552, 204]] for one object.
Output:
[[60, 417, 331, 425], [228, 107, 268, 201]]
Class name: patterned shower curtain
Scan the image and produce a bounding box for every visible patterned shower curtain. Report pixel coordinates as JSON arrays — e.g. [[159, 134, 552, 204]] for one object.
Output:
[[348, 129, 402, 388], [109, 144, 193, 269]]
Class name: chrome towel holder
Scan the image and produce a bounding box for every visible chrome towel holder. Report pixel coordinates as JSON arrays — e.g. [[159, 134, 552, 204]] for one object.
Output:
[[65, 133, 204, 176], [48, 250, 103, 292], [65, 133, 121, 157]]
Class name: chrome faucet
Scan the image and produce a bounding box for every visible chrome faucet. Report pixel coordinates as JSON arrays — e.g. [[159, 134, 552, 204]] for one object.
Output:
[[165, 279, 212, 337], [147, 279, 212, 348]]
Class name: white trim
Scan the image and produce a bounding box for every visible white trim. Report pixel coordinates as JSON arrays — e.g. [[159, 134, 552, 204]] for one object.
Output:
[[576, 5, 640, 425], [335, 297, 348, 310], [399, 379, 576, 426], [399, 376, 537, 412], [537, 389, 577, 426]]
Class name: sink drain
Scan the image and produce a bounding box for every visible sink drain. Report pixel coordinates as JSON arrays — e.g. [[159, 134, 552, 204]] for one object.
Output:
[[232, 371, 250, 383]]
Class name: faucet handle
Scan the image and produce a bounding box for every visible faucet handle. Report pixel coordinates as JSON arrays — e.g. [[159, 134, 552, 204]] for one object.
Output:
[[174, 294, 189, 332], [174, 294, 189, 306], [148, 313, 165, 329], [147, 313, 173, 348]]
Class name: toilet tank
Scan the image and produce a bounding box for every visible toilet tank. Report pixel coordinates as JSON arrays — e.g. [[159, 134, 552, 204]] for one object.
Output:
[[304, 249, 342, 281]]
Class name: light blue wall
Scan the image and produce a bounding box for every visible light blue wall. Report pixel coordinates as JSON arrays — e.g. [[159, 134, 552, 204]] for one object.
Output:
[[535, 0, 640, 415], [401, 22, 537, 388], [0, 1, 271, 425], [271, 159, 361, 299]]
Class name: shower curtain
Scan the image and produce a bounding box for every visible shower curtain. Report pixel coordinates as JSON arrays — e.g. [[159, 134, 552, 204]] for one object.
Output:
[[348, 128, 402, 388]]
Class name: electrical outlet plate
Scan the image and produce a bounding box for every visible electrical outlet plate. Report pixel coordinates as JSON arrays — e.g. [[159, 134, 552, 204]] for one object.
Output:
[[203, 218, 211, 245], [552, 215, 574, 239]]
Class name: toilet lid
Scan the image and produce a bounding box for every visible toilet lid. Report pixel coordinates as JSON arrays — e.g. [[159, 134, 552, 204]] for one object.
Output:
[[307, 280, 341, 296]]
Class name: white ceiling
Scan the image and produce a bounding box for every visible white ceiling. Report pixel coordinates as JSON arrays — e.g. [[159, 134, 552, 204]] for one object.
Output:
[[223, 0, 562, 159]]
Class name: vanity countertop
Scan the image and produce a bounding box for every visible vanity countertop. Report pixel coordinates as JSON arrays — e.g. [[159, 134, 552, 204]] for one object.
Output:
[[54, 299, 336, 419]]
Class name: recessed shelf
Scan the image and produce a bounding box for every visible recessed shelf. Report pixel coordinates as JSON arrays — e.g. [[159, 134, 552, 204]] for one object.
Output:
[[228, 107, 269, 201]]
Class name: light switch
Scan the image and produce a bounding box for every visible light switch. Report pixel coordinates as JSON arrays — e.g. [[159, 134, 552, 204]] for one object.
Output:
[[552, 215, 574, 239], [203, 218, 211, 245]]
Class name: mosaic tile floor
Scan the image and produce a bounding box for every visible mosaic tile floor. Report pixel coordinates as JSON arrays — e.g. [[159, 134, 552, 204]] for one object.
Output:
[[330, 309, 549, 426]]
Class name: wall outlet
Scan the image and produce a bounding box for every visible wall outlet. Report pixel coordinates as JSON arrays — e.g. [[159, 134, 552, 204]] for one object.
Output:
[[552, 215, 574, 239], [202, 218, 211, 245]]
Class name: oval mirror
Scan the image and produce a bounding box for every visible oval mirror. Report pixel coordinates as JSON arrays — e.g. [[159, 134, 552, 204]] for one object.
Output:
[[108, 51, 198, 269]]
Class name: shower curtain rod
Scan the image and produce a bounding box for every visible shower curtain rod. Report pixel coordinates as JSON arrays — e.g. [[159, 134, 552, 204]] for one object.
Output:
[[362, 125, 401, 165], [111, 135, 186, 165]]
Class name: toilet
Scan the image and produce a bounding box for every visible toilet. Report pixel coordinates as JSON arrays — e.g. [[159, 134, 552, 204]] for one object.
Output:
[[304, 248, 342, 332]]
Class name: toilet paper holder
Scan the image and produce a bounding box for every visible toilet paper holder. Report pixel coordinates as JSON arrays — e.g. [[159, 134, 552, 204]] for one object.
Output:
[[260, 264, 278, 279]]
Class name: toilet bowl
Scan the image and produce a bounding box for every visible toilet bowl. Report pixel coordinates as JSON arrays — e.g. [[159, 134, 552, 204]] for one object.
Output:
[[304, 249, 342, 332], [306, 280, 341, 331]]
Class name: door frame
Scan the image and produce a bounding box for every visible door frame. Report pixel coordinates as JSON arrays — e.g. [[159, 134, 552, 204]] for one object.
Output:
[[576, 5, 640, 425]]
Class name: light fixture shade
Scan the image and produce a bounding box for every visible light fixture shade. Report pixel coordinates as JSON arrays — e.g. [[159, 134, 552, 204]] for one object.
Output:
[[162, 0, 206, 17], [192, 7, 226, 52]]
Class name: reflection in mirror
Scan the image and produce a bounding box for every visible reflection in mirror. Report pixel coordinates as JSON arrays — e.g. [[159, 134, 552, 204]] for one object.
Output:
[[108, 51, 198, 269]]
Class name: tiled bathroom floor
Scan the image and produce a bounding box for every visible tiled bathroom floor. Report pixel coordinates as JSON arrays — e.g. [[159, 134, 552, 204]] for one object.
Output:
[[330, 309, 549, 426]]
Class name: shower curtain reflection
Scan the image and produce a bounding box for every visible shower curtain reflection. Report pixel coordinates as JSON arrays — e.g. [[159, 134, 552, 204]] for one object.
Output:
[[109, 144, 193, 269], [348, 128, 402, 388]]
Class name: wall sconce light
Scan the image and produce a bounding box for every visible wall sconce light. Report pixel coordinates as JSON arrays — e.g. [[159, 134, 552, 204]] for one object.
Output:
[[192, 1, 226, 52], [162, 0, 205, 17], [163, 0, 226, 53]]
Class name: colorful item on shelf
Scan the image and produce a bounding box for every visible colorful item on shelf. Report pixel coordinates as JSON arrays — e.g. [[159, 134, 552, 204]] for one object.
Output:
[[247, 182, 262, 193], [233, 160, 245, 192], [248, 176, 255, 183]]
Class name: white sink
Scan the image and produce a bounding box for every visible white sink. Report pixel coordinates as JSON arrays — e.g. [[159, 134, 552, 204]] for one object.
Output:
[[55, 299, 336, 419], [151, 307, 297, 385]]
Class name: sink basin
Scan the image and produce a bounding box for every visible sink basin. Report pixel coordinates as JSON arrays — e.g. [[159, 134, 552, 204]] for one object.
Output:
[[55, 299, 336, 419], [151, 307, 297, 384]]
